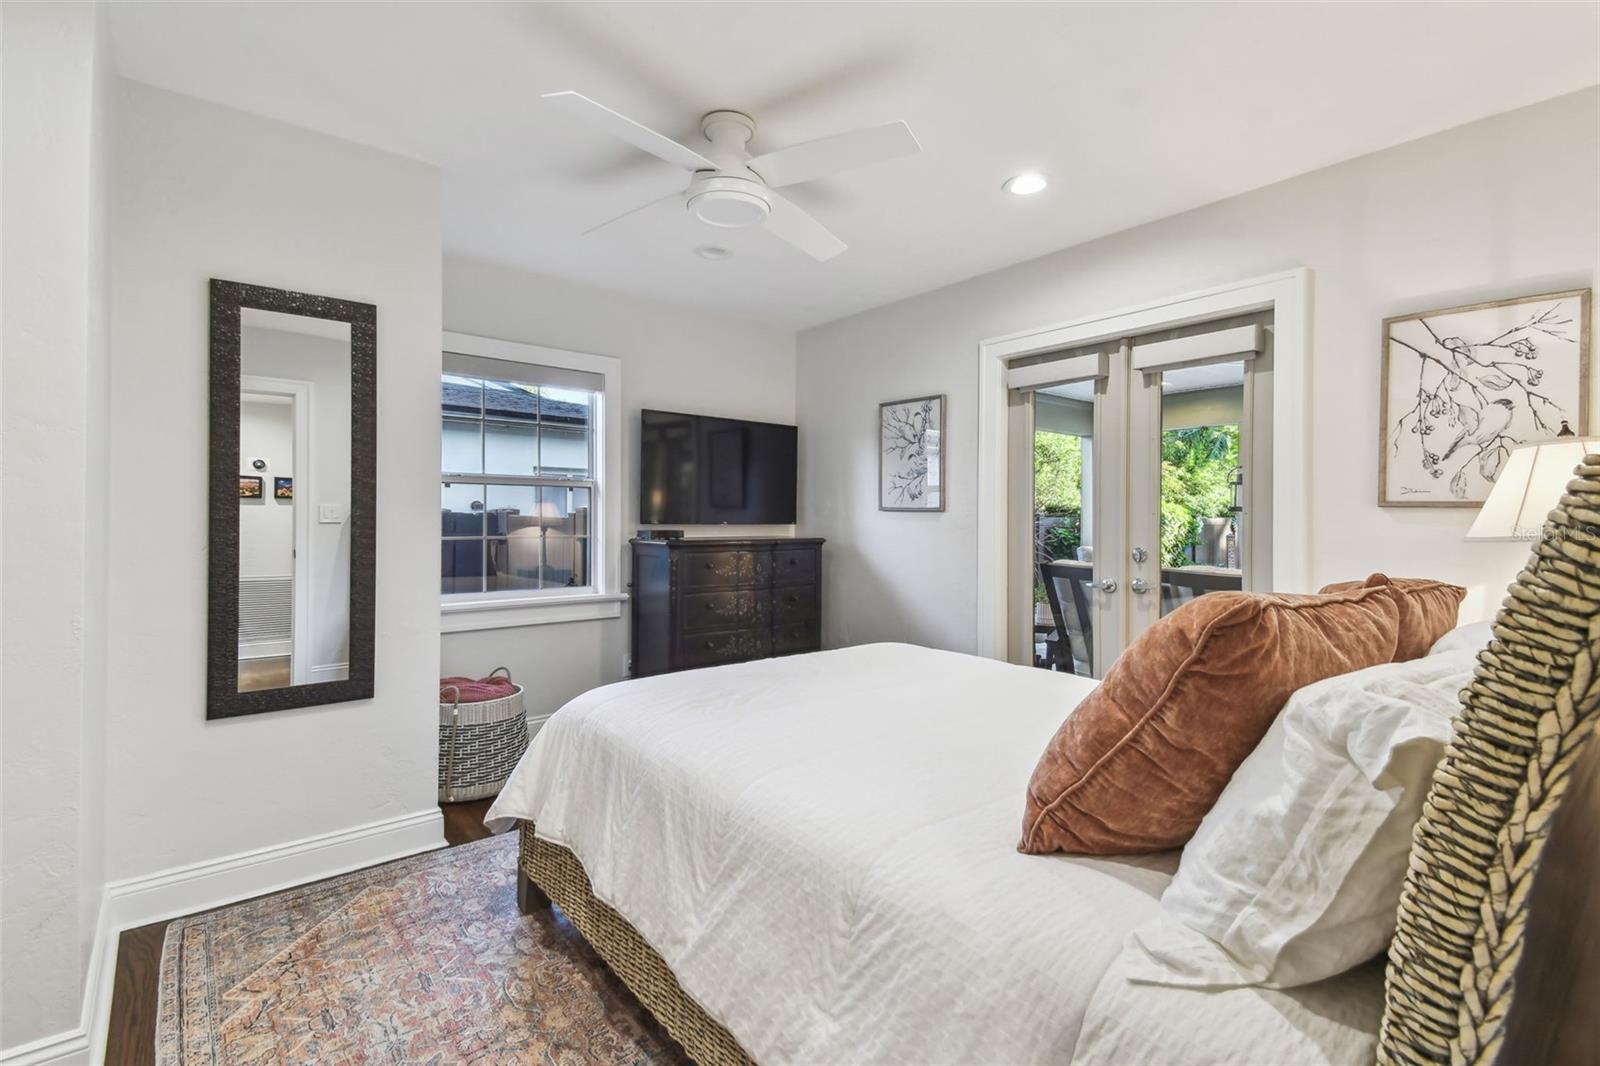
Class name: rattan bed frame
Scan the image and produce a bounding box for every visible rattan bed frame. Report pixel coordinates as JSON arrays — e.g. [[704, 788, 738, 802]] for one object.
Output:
[[518, 828, 754, 1065], [518, 452, 1600, 1066]]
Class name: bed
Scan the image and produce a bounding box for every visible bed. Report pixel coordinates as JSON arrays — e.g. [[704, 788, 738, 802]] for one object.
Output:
[[485, 643, 1385, 1065], [484, 458, 1600, 1065]]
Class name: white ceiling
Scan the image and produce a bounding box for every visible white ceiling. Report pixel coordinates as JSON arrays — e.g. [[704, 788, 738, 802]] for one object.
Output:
[[107, 2, 1599, 330]]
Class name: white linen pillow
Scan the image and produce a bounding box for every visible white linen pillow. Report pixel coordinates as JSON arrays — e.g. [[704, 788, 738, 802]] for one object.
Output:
[[1122, 649, 1476, 989], [1427, 619, 1494, 657]]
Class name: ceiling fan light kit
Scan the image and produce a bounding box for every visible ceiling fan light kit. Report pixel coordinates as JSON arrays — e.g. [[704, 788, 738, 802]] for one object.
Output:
[[688, 176, 770, 228], [543, 91, 921, 261]]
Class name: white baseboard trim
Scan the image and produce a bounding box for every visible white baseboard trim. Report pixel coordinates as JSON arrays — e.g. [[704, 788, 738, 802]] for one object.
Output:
[[0, 808, 445, 1065], [105, 808, 445, 931], [0, 1029, 91, 1066], [305, 661, 349, 683], [0, 894, 113, 1066]]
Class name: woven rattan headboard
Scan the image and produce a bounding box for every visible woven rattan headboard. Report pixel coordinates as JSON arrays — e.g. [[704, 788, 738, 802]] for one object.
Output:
[[1378, 453, 1600, 1065]]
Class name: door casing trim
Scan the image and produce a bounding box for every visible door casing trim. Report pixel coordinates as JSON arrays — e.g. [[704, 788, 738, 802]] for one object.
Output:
[[976, 268, 1311, 660]]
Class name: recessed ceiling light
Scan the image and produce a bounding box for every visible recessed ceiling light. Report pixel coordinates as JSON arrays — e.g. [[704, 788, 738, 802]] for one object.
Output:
[[694, 244, 732, 261], [1003, 172, 1048, 196]]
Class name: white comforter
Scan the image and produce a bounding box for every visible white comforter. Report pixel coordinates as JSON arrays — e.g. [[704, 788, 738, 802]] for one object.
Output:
[[487, 643, 1382, 1065]]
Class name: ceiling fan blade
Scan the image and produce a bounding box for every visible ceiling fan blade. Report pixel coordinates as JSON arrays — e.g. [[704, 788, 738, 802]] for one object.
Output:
[[542, 91, 715, 173], [748, 120, 920, 188], [581, 189, 682, 236], [763, 191, 847, 261]]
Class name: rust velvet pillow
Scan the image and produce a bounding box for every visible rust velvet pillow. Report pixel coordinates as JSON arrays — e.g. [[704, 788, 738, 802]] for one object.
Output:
[[1318, 573, 1466, 662], [1019, 587, 1401, 856]]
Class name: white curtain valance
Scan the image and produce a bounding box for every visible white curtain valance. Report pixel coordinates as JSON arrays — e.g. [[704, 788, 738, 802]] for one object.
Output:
[[1131, 323, 1262, 372], [1005, 351, 1109, 392]]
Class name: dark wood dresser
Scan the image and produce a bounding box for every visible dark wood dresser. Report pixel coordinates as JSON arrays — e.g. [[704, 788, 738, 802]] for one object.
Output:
[[629, 537, 825, 678]]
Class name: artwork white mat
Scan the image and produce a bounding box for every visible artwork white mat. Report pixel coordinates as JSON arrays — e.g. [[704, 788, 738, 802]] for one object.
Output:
[[880, 394, 945, 511], [1380, 289, 1590, 506]]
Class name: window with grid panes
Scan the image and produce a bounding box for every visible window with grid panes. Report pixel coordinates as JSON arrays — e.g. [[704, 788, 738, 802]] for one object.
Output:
[[440, 355, 599, 598]]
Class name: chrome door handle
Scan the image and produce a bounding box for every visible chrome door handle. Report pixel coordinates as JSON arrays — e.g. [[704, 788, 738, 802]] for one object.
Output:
[[1130, 578, 1152, 594], [1097, 578, 1118, 594]]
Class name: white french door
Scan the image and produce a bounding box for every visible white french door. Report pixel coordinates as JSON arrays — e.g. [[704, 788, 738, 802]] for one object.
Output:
[[1007, 315, 1273, 676]]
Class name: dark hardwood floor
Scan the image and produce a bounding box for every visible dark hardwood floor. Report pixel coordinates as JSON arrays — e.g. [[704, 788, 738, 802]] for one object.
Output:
[[104, 798, 495, 1065], [440, 795, 496, 848]]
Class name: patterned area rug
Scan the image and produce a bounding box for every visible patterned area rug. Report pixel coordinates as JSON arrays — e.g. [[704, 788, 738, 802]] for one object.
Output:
[[156, 833, 689, 1064]]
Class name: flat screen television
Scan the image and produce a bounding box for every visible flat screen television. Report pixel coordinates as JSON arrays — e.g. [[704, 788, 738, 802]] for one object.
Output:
[[640, 409, 797, 525]]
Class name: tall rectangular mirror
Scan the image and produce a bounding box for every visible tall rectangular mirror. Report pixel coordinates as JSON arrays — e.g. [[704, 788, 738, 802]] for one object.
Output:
[[208, 279, 376, 718]]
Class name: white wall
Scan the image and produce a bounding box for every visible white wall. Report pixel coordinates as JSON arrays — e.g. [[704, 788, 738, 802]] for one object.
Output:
[[440, 257, 796, 719], [238, 398, 295, 581], [0, 1, 113, 1053], [797, 88, 1599, 653], [104, 82, 443, 882]]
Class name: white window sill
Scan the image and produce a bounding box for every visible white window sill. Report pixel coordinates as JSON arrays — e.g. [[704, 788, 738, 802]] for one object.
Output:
[[440, 592, 627, 633]]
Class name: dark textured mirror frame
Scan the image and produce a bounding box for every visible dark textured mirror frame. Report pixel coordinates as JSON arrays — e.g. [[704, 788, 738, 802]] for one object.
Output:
[[207, 279, 377, 719]]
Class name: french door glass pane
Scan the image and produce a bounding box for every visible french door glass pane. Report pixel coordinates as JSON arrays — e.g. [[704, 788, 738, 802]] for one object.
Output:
[[1157, 360, 1245, 616], [1033, 382, 1095, 676]]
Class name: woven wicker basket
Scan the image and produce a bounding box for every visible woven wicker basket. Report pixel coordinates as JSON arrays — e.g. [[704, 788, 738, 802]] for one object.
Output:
[[439, 667, 529, 803]]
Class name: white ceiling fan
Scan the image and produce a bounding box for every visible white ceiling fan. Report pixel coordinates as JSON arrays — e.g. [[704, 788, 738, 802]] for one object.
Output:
[[543, 91, 921, 261]]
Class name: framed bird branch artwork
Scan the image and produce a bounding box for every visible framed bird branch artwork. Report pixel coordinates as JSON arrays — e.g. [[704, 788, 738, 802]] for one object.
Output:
[[1379, 288, 1590, 506]]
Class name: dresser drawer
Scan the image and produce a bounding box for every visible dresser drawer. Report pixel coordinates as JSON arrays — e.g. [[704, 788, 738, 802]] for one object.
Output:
[[678, 628, 772, 669], [682, 550, 755, 589], [774, 619, 820, 656], [773, 584, 818, 626], [773, 548, 817, 586], [682, 590, 769, 633]]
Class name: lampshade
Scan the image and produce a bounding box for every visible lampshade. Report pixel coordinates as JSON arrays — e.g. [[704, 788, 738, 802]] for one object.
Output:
[[1465, 437, 1600, 541]]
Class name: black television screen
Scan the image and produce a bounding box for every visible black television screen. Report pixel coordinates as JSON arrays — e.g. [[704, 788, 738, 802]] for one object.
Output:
[[640, 409, 797, 525]]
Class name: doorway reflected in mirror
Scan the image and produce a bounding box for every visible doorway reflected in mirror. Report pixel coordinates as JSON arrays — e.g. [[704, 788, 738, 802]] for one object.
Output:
[[237, 308, 352, 692]]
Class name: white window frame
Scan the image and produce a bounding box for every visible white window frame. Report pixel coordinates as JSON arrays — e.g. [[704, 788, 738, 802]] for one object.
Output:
[[439, 331, 624, 632]]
